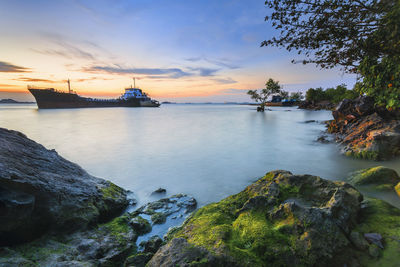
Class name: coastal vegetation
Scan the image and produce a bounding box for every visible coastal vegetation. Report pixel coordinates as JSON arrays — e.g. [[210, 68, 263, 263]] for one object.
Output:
[[305, 84, 358, 105], [247, 78, 303, 111], [263, 0, 400, 110]]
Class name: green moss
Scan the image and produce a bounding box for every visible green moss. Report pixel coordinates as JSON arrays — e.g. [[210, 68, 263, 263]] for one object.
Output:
[[278, 184, 300, 201], [101, 215, 130, 243], [345, 150, 380, 160], [395, 183, 400, 197], [100, 182, 124, 199], [348, 166, 400, 190], [354, 198, 400, 267], [16, 240, 69, 264], [173, 189, 296, 266], [151, 212, 167, 224]]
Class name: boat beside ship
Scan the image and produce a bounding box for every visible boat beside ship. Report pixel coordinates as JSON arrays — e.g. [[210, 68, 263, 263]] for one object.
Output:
[[28, 79, 160, 109]]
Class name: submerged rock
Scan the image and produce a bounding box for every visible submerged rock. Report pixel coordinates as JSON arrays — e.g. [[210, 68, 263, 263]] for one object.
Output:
[[0, 128, 129, 245], [151, 188, 167, 195], [347, 166, 400, 192]]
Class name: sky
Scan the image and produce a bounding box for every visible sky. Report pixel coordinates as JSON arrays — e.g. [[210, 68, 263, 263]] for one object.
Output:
[[0, 0, 357, 102]]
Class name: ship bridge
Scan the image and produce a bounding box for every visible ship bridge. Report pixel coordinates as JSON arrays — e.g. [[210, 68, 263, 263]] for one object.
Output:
[[122, 88, 149, 100]]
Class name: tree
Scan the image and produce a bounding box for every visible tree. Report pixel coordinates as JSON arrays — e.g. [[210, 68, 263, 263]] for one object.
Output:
[[289, 92, 304, 101], [247, 78, 282, 111], [263, 0, 400, 109], [279, 90, 289, 99], [262, 0, 397, 72]]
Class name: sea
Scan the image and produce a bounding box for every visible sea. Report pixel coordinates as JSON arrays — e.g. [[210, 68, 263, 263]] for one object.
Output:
[[1, 103, 400, 208]]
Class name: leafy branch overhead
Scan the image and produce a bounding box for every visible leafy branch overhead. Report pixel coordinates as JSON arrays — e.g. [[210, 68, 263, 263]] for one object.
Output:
[[262, 0, 398, 72]]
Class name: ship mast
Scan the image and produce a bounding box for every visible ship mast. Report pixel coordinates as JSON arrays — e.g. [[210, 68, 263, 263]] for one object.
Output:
[[67, 79, 71, 94], [133, 77, 136, 88]]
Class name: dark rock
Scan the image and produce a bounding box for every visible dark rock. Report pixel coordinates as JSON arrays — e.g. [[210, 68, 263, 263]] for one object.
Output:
[[124, 252, 154, 267], [349, 231, 369, 251], [151, 188, 167, 195], [160, 170, 363, 266], [347, 167, 400, 192], [317, 135, 331, 144], [0, 128, 130, 245], [151, 212, 167, 224], [147, 238, 237, 267], [298, 100, 336, 110], [140, 235, 163, 253], [130, 216, 152, 235], [305, 120, 316, 123], [364, 233, 384, 249]]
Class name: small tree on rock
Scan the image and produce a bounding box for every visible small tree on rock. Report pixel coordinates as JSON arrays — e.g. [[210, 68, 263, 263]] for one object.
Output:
[[248, 78, 282, 112]]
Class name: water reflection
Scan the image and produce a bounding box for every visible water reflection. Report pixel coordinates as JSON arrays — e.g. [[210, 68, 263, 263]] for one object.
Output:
[[1, 103, 400, 207]]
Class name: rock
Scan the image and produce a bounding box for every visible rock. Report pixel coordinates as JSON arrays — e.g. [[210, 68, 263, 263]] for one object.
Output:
[[151, 188, 167, 195], [349, 231, 369, 251], [317, 135, 331, 144], [333, 96, 375, 121], [151, 212, 167, 224], [124, 252, 154, 267], [139, 236, 163, 253], [304, 120, 316, 123], [148, 238, 236, 267], [347, 167, 400, 191], [160, 170, 363, 266], [327, 96, 400, 160], [364, 233, 384, 249], [130, 216, 152, 235], [0, 128, 130, 245]]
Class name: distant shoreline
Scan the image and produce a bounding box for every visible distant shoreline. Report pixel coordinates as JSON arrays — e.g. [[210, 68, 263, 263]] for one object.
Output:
[[0, 98, 35, 104]]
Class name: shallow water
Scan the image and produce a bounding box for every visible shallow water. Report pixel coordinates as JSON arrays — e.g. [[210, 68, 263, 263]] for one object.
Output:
[[1, 103, 400, 207]]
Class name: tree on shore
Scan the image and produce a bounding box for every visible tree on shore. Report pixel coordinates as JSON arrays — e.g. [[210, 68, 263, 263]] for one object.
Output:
[[247, 78, 281, 112], [290, 92, 304, 102], [262, 0, 400, 110]]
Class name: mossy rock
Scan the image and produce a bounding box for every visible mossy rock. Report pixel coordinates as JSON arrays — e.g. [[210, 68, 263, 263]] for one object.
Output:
[[352, 198, 400, 267], [160, 170, 363, 267], [347, 166, 400, 191]]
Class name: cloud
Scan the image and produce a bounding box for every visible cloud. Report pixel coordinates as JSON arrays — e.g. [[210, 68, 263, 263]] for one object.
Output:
[[0, 61, 30, 73], [84, 65, 192, 78], [185, 56, 240, 69], [212, 77, 237, 84], [32, 32, 99, 61], [13, 77, 59, 83], [189, 67, 219, 77], [0, 83, 19, 87]]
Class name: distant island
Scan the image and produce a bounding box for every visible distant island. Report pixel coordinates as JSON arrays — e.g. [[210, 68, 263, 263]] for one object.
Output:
[[0, 98, 35, 104]]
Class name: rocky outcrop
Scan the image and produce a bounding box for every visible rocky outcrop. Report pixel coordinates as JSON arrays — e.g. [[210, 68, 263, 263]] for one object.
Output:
[[327, 97, 400, 160], [0, 128, 129, 245], [154, 170, 400, 267], [347, 166, 400, 192], [155, 170, 366, 266], [0, 194, 197, 267]]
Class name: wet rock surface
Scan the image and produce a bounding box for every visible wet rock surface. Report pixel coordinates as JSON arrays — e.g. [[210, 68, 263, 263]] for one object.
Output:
[[157, 170, 400, 267], [0, 194, 197, 267], [0, 128, 129, 245], [347, 166, 400, 192], [327, 97, 400, 160]]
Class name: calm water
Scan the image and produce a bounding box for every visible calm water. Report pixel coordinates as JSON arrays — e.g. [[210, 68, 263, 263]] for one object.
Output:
[[1, 104, 400, 207]]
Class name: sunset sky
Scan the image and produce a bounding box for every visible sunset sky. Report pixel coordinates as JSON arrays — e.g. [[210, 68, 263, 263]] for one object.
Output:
[[0, 0, 357, 102]]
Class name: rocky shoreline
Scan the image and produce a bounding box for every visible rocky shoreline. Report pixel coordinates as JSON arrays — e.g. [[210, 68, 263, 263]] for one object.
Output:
[[327, 97, 400, 160], [1, 127, 400, 266]]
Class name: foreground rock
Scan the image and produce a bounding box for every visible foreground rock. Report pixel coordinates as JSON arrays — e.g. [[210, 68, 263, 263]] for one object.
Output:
[[347, 166, 400, 192], [327, 96, 400, 160], [151, 170, 400, 267], [0, 194, 197, 267], [0, 128, 129, 245]]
